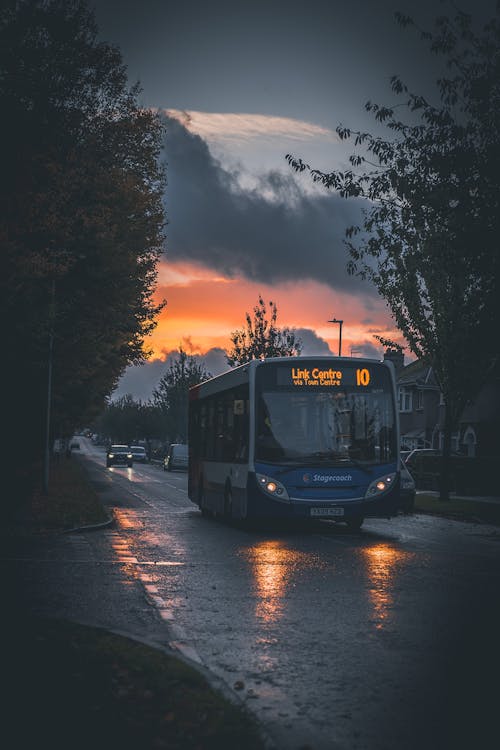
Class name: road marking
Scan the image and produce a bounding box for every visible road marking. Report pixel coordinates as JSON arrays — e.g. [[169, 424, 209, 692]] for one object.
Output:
[[164, 482, 188, 493], [139, 578, 205, 665]]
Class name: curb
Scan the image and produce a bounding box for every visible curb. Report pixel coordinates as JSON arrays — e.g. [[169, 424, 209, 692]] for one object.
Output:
[[63, 508, 115, 534]]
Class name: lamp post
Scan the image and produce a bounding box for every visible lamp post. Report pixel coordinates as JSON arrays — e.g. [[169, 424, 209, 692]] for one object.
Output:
[[43, 279, 55, 495], [327, 317, 343, 356]]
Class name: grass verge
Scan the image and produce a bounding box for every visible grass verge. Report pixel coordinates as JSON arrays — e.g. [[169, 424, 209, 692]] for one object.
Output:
[[415, 493, 500, 525], [6, 456, 111, 535], [5, 617, 266, 750]]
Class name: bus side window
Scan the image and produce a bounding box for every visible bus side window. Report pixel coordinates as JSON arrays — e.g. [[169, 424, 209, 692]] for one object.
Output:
[[232, 393, 248, 461], [234, 411, 249, 460]]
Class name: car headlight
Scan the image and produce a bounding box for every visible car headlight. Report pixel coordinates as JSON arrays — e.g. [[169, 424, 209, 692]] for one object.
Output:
[[256, 473, 290, 502], [365, 472, 396, 499]]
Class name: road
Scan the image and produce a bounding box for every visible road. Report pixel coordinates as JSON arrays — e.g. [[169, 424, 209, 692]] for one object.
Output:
[[12, 438, 500, 749]]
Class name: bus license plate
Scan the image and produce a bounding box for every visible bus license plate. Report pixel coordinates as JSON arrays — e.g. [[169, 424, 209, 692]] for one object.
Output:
[[310, 507, 344, 517]]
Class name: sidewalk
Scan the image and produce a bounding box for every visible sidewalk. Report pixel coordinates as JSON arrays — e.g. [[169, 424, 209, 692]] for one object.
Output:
[[417, 490, 500, 504], [3, 460, 270, 750]]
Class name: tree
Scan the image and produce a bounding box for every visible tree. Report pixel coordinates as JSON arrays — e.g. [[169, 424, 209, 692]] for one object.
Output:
[[1, 1, 166, 486], [287, 6, 500, 499], [95, 396, 163, 448], [226, 296, 303, 367], [153, 348, 212, 443]]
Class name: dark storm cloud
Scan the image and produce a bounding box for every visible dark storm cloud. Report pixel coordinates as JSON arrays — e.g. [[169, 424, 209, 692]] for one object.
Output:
[[161, 114, 372, 294]]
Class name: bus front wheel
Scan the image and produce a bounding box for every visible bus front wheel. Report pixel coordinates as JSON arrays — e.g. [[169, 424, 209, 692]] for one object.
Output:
[[199, 480, 212, 518], [224, 484, 233, 521]]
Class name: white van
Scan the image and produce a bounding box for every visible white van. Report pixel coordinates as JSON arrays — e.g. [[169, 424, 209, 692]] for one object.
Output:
[[163, 443, 188, 471]]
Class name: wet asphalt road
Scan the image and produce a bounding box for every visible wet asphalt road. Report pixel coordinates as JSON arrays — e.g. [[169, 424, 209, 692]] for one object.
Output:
[[7, 439, 500, 750]]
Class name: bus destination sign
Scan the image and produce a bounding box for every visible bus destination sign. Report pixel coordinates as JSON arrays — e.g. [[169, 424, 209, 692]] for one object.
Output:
[[277, 366, 372, 388]]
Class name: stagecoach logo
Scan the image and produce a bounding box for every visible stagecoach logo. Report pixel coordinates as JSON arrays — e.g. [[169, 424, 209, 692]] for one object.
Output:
[[305, 473, 353, 484]]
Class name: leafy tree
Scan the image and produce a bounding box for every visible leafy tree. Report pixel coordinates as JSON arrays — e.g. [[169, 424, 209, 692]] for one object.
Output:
[[153, 348, 212, 443], [1, 0, 166, 485], [226, 296, 303, 367], [95, 396, 163, 448], [287, 7, 500, 499]]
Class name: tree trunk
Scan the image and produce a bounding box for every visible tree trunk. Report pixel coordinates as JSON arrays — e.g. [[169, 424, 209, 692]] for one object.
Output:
[[439, 404, 454, 501]]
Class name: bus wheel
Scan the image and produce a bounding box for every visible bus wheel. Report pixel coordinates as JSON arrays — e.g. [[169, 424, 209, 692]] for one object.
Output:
[[199, 480, 211, 518], [224, 484, 233, 521], [346, 516, 364, 531]]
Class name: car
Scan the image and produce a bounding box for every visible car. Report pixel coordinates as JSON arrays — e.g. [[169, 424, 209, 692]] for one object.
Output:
[[399, 459, 416, 513], [404, 448, 461, 467], [106, 444, 133, 468], [403, 448, 439, 464], [129, 445, 148, 463], [163, 443, 188, 471]]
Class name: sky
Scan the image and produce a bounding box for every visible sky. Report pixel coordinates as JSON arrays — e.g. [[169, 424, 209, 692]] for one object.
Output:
[[89, 0, 496, 401]]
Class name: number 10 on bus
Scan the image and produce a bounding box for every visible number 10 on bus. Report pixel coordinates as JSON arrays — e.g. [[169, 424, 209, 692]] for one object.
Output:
[[356, 368, 370, 386]]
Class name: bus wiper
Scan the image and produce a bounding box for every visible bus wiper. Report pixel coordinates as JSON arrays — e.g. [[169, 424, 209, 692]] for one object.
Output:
[[286, 452, 338, 464], [274, 453, 350, 467], [340, 457, 372, 473]]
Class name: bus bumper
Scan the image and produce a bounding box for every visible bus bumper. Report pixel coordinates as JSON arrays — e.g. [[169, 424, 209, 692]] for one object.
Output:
[[248, 472, 401, 522]]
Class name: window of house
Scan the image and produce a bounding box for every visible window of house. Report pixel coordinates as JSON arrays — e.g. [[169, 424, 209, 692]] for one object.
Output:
[[416, 389, 424, 410], [398, 386, 413, 413]]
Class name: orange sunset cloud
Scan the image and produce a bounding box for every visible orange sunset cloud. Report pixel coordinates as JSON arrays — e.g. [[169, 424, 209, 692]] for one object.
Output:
[[148, 259, 403, 361]]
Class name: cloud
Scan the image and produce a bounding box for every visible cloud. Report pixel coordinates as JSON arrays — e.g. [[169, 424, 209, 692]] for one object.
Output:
[[161, 113, 372, 294], [295, 328, 333, 356], [165, 109, 338, 144], [112, 358, 167, 403]]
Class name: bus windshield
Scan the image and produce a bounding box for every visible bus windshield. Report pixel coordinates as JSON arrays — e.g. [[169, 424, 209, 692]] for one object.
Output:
[[255, 388, 396, 466]]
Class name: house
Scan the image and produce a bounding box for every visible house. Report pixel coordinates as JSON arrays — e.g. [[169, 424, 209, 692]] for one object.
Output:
[[457, 381, 500, 458], [384, 351, 441, 451], [384, 349, 500, 458]]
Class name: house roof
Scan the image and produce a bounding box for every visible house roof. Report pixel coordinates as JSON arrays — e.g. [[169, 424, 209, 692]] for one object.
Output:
[[398, 359, 439, 388]]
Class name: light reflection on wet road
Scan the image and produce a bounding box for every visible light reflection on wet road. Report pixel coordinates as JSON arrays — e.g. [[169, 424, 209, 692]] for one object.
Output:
[[82, 442, 500, 750], [358, 543, 416, 630]]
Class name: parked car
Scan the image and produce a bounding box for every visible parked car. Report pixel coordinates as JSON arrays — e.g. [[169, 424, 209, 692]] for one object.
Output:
[[404, 448, 460, 466], [106, 445, 133, 468], [404, 448, 462, 491], [399, 459, 416, 513], [129, 445, 148, 463], [163, 443, 188, 471]]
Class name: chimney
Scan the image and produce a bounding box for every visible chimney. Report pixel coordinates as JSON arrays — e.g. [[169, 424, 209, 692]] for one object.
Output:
[[383, 348, 404, 373]]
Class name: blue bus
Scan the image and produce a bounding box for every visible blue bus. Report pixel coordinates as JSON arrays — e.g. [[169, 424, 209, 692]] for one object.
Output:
[[188, 357, 401, 528]]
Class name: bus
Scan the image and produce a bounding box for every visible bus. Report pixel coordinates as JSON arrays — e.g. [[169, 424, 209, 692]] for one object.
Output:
[[188, 356, 401, 528]]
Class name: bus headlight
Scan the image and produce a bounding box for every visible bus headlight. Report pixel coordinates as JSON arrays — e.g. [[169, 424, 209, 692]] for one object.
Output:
[[256, 473, 290, 502], [365, 472, 396, 499]]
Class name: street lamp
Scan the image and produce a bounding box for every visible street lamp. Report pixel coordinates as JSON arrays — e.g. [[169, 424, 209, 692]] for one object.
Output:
[[43, 278, 56, 494], [327, 317, 343, 356]]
